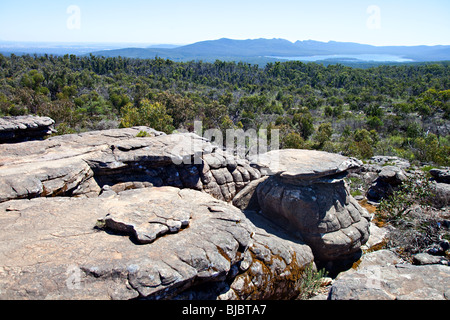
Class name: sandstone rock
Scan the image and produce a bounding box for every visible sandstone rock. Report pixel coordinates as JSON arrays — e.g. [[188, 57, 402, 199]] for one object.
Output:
[[367, 165, 408, 202], [430, 168, 450, 184], [0, 127, 260, 204], [361, 222, 389, 252], [431, 182, 450, 209], [250, 149, 362, 183], [0, 127, 382, 300], [0, 187, 314, 300], [368, 156, 411, 170], [413, 253, 448, 265], [0, 115, 55, 143], [232, 177, 268, 210], [329, 250, 450, 300], [251, 149, 370, 262]]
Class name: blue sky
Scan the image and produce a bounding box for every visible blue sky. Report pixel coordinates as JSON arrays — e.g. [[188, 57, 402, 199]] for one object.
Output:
[[0, 0, 449, 46]]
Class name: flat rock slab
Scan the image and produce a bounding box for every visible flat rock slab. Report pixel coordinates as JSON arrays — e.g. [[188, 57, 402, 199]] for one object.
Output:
[[0, 127, 259, 204], [0, 187, 314, 300], [0, 116, 55, 143], [250, 149, 362, 183], [330, 250, 450, 300]]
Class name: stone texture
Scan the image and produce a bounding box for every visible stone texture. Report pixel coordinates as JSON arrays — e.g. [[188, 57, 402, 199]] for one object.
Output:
[[251, 149, 370, 262], [0, 187, 314, 300], [0, 127, 377, 300], [413, 253, 448, 266], [250, 149, 362, 183], [367, 165, 408, 202], [329, 250, 450, 300], [0, 115, 55, 143], [431, 182, 450, 209], [0, 127, 261, 204], [430, 168, 450, 184]]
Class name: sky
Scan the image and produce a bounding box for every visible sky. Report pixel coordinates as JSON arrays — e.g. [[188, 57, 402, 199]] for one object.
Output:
[[0, 0, 449, 46]]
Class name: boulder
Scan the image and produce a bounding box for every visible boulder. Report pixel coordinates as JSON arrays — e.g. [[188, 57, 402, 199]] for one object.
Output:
[[367, 165, 408, 202], [329, 250, 450, 300], [0, 127, 261, 204], [250, 149, 362, 183], [413, 253, 448, 266], [429, 168, 450, 208], [0, 187, 314, 300], [0, 115, 55, 143], [431, 182, 450, 209], [430, 168, 450, 184], [250, 149, 370, 262]]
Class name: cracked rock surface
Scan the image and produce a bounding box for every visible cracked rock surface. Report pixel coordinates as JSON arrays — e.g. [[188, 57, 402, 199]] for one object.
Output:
[[0, 187, 313, 300], [0, 115, 55, 143], [251, 149, 370, 262], [0, 126, 371, 300], [0, 127, 261, 203]]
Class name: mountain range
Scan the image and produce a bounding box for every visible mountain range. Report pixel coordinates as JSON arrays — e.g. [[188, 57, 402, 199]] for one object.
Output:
[[2, 38, 450, 65], [89, 38, 450, 64]]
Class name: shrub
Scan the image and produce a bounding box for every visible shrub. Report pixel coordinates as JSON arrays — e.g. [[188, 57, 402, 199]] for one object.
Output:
[[297, 263, 328, 300], [283, 132, 305, 149], [136, 130, 150, 138], [120, 99, 175, 134], [378, 172, 435, 225]]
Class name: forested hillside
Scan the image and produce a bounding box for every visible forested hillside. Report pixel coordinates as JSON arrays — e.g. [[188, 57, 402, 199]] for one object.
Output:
[[0, 53, 449, 165]]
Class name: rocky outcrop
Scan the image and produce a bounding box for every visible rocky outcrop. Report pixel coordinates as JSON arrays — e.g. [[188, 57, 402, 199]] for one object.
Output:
[[329, 250, 450, 300], [250, 150, 371, 263], [0, 187, 313, 300], [366, 165, 408, 202], [0, 127, 260, 203], [430, 168, 450, 208], [0, 127, 373, 300], [430, 168, 450, 184], [0, 115, 55, 143]]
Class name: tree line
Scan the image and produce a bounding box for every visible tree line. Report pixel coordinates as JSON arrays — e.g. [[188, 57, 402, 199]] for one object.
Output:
[[0, 53, 448, 165]]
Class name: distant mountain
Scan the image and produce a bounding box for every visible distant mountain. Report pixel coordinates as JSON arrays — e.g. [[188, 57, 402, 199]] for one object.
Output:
[[2, 38, 449, 65], [90, 38, 450, 64], [146, 44, 183, 49]]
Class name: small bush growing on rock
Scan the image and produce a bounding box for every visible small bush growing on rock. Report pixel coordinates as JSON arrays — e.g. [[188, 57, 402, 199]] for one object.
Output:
[[296, 263, 328, 300], [378, 172, 435, 225], [136, 130, 150, 138]]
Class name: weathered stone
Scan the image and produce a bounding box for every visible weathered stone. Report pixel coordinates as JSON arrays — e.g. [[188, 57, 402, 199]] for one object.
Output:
[[250, 149, 362, 183], [0, 115, 55, 143], [0, 127, 261, 204], [252, 149, 370, 262], [413, 253, 448, 265], [232, 177, 269, 211], [431, 182, 450, 209], [430, 168, 450, 184], [0, 187, 314, 300], [361, 222, 389, 251], [329, 250, 450, 300], [367, 166, 408, 202]]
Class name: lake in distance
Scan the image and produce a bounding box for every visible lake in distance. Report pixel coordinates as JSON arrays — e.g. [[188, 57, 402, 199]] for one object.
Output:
[[267, 54, 414, 62]]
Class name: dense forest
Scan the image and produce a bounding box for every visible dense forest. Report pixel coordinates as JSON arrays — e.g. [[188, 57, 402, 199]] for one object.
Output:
[[0, 53, 449, 165]]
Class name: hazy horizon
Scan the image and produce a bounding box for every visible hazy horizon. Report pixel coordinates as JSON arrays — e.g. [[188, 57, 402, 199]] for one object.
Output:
[[1, 0, 449, 47]]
